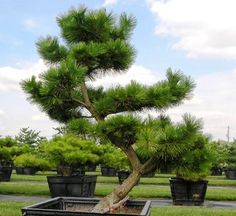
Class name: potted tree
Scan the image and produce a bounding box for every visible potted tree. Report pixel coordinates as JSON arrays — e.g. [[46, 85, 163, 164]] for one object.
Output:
[[14, 153, 51, 175], [40, 134, 102, 197], [21, 6, 207, 215], [210, 141, 227, 176], [100, 144, 127, 177], [168, 133, 213, 205], [0, 136, 27, 181], [225, 141, 236, 179]]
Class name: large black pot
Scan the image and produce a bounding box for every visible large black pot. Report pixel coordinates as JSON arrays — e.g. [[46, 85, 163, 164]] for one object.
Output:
[[225, 170, 236, 179], [0, 162, 13, 181], [15, 167, 37, 175], [101, 165, 117, 176], [169, 177, 208, 206], [22, 197, 151, 216], [47, 175, 97, 198]]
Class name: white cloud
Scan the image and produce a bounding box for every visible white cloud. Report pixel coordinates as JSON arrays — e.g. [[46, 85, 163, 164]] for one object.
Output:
[[32, 114, 49, 121], [0, 59, 47, 92], [23, 18, 39, 30], [91, 65, 160, 88], [102, 0, 118, 6], [0, 109, 5, 115], [147, 0, 236, 59]]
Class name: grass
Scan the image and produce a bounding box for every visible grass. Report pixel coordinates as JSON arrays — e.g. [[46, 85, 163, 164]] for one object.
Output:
[[11, 172, 236, 186], [2, 181, 236, 201], [152, 206, 236, 216], [0, 201, 32, 216], [1, 201, 236, 216]]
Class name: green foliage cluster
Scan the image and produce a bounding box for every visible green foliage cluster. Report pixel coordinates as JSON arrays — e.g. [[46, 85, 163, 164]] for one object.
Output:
[[15, 127, 46, 148], [0, 136, 29, 162], [100, 144, 129, 170], [209, 141, 228, 169], [40, 134, 103, 172], [14, 153, 52, 171], [226, 141, 236, 170]]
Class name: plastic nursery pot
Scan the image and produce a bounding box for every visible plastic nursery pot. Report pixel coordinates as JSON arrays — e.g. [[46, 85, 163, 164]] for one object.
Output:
[[211, 167, 222, 176], [225, 170, 236, 179], [16, 167, 37, 175], [101, 165, 117, 176], [22, 197, 152, 216], [169, 177, 208, 206], [0, 162, 13, 181], [47, 175, 97, 198]]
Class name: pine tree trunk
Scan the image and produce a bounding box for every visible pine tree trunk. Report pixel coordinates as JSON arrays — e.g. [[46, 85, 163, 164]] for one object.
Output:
[[92, 170, 141, 213]]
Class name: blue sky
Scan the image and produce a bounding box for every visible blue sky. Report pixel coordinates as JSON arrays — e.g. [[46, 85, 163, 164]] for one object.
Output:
[[0, 0, 236, 141]]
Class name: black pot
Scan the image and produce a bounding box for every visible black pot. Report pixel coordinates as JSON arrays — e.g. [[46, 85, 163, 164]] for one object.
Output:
[[47, 175, 97, 198], [211, 167, 222, 176], [225, 170, 236, 179], [57, 166, 86, 176], [22, 197, 151, 216], [86, 165, 97, 172], [0, 163, 13, 181], [15, 167, 37, 175], [101, 165, 117, 176], [117, 171, 130, 184], [169, 177, 208, 206], [141, 170, 156, 177]]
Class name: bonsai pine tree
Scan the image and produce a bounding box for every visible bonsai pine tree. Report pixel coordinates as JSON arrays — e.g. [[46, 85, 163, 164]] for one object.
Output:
[[21, 6, 207, 212]]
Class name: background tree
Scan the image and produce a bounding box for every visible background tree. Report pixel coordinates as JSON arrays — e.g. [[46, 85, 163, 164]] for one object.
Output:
[[21, 6, 207, 212], [15, 127, 46, 148]]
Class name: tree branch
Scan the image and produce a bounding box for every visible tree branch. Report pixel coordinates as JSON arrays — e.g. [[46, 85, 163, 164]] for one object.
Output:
[[120, 146, 142, 172], [80, 81, 103, 121], [141, 156, 157, 174]]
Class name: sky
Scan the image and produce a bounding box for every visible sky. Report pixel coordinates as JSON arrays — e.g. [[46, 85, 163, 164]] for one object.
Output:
[[0, 0, 236, 141]]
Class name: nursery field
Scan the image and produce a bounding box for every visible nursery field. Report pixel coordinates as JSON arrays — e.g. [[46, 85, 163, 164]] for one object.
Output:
[[1, 171, 236, 216], [2, 171, 236, 201]]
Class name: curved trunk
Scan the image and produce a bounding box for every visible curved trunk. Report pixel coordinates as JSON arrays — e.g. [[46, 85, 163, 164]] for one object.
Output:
[[92, 170, 141, 213]]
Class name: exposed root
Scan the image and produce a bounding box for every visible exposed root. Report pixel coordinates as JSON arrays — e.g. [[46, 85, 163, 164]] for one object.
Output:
[[91, 196, 129, 213]]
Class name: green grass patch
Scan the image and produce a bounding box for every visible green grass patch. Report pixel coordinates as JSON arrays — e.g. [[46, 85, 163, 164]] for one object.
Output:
[[152, 206, 236, 216], [2, 181, 236, 201], [0, 201, 33, 216], [11, 172, 236, 187]]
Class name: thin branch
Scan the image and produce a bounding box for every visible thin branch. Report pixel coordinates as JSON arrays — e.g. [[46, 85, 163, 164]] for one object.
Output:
[[141, 156, 157, 174]]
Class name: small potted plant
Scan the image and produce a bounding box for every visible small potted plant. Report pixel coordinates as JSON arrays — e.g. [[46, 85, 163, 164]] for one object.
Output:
[[100, 145, 121, 177], [41, 134, 102, 197], [169, 134, 213, 206], [225, 141, 236, 179], [0, 136, 22, 181], [14, 153, 52, 175]]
